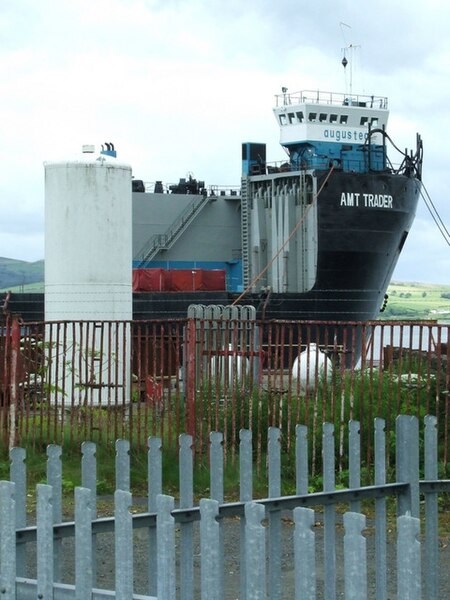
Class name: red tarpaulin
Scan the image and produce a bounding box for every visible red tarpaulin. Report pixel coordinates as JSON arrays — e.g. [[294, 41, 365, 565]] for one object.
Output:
[[132, 269, 226, 292], [132, 268, 165, 291]]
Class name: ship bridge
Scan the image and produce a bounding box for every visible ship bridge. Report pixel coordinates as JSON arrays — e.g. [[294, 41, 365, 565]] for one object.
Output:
[[273, 90, 389, 173]]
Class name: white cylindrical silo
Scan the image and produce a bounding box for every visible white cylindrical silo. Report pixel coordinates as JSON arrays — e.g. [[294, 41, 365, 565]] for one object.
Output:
[[44, 146, 132, 321], [44, 146, 132, 406]]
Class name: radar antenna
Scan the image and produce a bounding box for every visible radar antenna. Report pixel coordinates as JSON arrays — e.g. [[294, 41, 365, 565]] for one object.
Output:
[[340, 22, 360, 98]]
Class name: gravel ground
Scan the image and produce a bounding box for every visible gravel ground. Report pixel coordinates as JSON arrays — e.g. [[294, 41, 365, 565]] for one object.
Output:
[[24, 508, 450, 599]]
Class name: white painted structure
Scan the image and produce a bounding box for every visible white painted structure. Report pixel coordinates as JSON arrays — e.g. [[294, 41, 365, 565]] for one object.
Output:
[[44, 147, 132, 321], [291, 343, 332, 391], [273, 90, 388, 147], [44, 147, 132, 405]]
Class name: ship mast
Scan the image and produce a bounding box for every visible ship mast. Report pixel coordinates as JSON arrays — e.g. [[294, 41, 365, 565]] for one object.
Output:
[[340, 22, 360, 98]]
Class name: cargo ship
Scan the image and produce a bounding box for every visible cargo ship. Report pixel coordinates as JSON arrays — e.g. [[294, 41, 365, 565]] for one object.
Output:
[[2, 88, 423, 328], [131, 88, 423, 323]]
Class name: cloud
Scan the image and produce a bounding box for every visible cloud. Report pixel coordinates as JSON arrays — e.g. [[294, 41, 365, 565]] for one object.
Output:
[[0, 0, 448, 284]]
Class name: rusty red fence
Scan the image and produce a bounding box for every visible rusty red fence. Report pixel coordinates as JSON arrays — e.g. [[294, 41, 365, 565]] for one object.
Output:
[[0, 315, 448, 473]]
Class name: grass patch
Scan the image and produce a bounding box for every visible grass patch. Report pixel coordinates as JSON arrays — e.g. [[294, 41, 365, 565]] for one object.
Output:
[[383, 281, 450, 320]]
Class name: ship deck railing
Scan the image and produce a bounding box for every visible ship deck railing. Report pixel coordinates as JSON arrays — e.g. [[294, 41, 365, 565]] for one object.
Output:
[[275, 89, 388, 110], [142, 181, 241, 197]]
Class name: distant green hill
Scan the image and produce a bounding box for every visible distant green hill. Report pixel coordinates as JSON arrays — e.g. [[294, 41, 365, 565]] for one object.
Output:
[[381, 281, 450, 321], [0, 257, 44, 292]]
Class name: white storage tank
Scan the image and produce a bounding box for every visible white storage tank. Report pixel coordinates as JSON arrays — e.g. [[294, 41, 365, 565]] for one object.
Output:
[[44, 145, 132, 406], [291, 343, 332, 391], [44, 145, 132, 320]]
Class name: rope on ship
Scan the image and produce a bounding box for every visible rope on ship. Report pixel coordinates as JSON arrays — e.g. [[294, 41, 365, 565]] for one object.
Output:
[[231, 163, 336, 306], [372, 128, 449, 248], [420, 182, 450, 247]]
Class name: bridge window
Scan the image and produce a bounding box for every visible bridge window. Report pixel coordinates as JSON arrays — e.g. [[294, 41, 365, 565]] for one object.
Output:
[[319, 113, 327, 122], [279, 114, 287, 125], [296, 111, 304, 122], [371, 117, 379, 126], [360, 116, 369, 126], [340, 114, 348, 124], [330, 114, 338, 123], [308, 112, 317, 122], [288, 112, 296, 124]]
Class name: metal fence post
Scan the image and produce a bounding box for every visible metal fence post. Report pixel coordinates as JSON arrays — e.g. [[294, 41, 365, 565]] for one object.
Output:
[[268, 427, 282, 600], [0, 480, 16, 600], [397, 514, 421, 600], [295, 424, 308, 496], [47, 444, 62, 582], [9, 446, 26, 576], [179, 434, 194, 600], [245, 502, 266, 600], [210, 432, 224, 598], [75, 487, 93, 599], [36, 484, 54, 600], [424, 414, 438, 600], [323, 421, 336, 599], [374, 418, 387, 600], [200, 498, 221, 600], [157, 494, 176, 600], [115, 489, 133, 600], [148, 436, 162, 597], [81, 441, 97, 585], [344, 512, 367, 599], [396, 415, 419, 518], [240, 429, 253, 600], [115, 439, 130, 492], [294, 506, 316, 600]]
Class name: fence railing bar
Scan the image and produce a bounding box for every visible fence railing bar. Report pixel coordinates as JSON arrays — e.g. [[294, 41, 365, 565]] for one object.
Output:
[[420, 480, 450, 492], [15, 578, 157, 600], [13, 482, 413, 544]]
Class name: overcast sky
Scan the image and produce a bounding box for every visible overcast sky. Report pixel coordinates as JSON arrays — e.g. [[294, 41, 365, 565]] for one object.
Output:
[[1, 0, 449, 283]]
